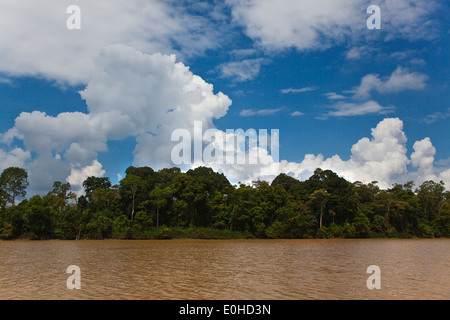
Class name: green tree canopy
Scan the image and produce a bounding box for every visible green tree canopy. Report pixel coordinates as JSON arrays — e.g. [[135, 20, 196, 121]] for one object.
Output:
[[0, 166, 448, 240], [0, 167, 29, 205], [82, 176, 112, 201], [120, 174, 145, 220], [309, 189, 330, 229]]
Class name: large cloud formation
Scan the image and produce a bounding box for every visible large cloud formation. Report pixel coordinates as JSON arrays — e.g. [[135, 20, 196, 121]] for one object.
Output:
[[207, 117, 450, 190], [81, 45, 231, 169], [226, 0, 438, 52], [1, 45, 231, 194], [3, 44, 448, 195], [0, 1, 447, 194], [0, 0, 221, 85], [0, 1, 438, 87], [276, 118, 411, 189]]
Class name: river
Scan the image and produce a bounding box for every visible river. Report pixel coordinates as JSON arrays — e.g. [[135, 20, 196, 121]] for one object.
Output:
[[0, 239, 448, 300]]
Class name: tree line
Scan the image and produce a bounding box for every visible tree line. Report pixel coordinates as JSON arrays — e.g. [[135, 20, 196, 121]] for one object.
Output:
[[0, 166, 449, 240]]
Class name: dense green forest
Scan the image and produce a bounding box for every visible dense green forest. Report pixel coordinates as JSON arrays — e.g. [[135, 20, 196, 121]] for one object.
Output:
[[0, 166, 449, 240]]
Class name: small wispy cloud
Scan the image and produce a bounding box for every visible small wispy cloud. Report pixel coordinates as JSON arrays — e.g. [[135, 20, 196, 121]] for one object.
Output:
[[240, 107, 283, 117], [324, 92, 347, 100], [219, 58, 270, 82], [0, 75, 12, 84], [290, 111, 305, 117], [281, 86, 317, 94], [321, 66, 427, 119], [346, 45, 376, 60], [423, 108, 450, 124], [231, 48, 258, 58], [322, 100, 395, 118]]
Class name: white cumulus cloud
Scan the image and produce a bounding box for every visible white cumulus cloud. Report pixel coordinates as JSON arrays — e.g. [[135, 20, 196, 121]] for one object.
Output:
[[226, 0, 438, 52], [0, 44, 232, 194], [0, 46, 448, 195], [67, 160, 106, 196], [273, 118, 411, 189], [0, 0, 220, 85], [203, 117, 449, 191], [0, 148, 31, 172], [351, 67, 428, 100]]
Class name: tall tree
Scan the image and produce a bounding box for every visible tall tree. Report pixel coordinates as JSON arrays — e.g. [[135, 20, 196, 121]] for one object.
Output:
[[49, 181, 74, 213], [309, 189, 330, 229], [82, 176, 112, 201], [0, 167, 29, 205], [149, 186, 172, 228], [271, 173, 300, 193], [354, 181, 380, 203], [0, 188, 7, 210], [120, 174, 144, 221], [417, 180, 445, 219]]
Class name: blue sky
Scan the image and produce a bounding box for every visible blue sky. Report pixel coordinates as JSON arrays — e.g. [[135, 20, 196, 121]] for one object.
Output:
[[0, 0, 449, 195]]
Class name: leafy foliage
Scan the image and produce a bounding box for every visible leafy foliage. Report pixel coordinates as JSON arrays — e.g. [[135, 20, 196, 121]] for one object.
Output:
[[0, 167, 29, 205], [0, 166, 448, 240]]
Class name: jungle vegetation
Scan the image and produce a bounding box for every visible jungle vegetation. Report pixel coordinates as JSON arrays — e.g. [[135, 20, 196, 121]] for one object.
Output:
[[0, 166, 448, 240]]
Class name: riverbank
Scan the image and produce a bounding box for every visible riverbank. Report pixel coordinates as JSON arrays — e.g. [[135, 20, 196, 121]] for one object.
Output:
[[1, 227, 255, 241], [130, 226, 255, 240], [110, 227, 447, 240], [3, 225, 448, 241]]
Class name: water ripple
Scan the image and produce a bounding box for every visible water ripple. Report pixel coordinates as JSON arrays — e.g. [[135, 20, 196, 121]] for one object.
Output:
[[0, 239, 448, 300]]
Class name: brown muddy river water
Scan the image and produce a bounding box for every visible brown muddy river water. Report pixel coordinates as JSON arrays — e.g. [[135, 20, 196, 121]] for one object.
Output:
[[0, 239, 448, 300]]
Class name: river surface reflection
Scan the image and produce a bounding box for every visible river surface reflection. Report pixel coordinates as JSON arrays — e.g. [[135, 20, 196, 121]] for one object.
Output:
[[0, 239, 448, 299]]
